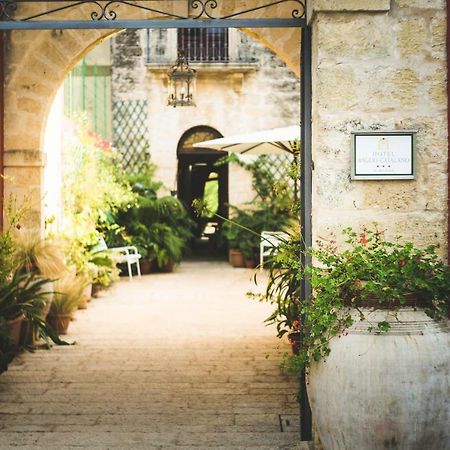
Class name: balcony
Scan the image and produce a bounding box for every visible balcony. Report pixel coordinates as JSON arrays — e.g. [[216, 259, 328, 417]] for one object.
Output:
[[145, 28, 258, 75]]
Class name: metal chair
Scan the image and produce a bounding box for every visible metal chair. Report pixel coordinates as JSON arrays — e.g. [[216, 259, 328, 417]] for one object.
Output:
[[96, 238, 142, 281]]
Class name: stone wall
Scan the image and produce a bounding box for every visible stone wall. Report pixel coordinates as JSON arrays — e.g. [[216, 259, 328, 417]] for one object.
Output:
[[309, 0, 448, 255]]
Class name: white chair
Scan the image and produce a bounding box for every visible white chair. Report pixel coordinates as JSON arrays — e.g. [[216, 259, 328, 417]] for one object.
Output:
[[95, 238, 142, 281], [260, 231, 289, 272]]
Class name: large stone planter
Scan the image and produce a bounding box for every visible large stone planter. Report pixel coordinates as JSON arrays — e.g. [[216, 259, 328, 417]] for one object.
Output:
[[307, 308, 450, 450]]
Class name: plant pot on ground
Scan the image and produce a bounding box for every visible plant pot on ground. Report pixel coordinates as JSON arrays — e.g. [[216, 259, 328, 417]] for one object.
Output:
[[244, 257, 257, 269], [139, 259, 153, 274], [47, 274, 83, 335], [91, 283, 103, 298], [229, 249, 244, 268], [0, 271, 61, 352], [12, 234, 67, 322], [159, 261, 175, 273], [78, 281, 92, 310]]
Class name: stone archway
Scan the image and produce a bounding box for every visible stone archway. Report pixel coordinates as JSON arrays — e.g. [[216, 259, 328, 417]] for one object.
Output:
[[2, 2, 301, 229]]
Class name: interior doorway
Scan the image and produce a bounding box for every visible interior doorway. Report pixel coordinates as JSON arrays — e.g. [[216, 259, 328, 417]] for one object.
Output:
[[177, 126, 228, 257]]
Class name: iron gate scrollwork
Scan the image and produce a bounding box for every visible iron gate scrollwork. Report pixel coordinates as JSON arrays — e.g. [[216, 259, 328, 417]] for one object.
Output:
[[0, 0, 305, 26]]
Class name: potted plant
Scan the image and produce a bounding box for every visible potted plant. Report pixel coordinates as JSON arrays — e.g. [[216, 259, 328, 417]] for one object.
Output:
[[250, 232, 302, 354], [113, 175, 194, 273], [276, 226, 450, 450], [0, 271, 61, 352], [89, 249, 119, 294], [12, 234, 67, 320], [47, 274, 84, 334], [222, 213, 245, 267]]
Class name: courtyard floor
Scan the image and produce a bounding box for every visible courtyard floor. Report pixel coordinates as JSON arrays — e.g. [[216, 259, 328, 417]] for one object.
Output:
[[0, 261, 309, 449]]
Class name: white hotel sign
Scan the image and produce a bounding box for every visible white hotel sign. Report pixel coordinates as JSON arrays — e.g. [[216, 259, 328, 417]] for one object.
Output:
[[351, 131, 416, 180]]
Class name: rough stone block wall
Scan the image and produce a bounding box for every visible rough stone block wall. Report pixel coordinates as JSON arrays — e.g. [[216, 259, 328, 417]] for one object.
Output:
[[310, 0, 448, 255]]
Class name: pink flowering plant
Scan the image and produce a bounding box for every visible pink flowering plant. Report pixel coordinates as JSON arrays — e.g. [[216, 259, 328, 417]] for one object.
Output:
[[299, 226, 450, 366]]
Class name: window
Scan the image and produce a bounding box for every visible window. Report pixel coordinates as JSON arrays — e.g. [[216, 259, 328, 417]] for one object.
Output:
[[178, 28, 229, 63]]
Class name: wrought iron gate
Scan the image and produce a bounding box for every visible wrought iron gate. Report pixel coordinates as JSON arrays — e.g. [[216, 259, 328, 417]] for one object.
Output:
[[0, 0, 313, 441]]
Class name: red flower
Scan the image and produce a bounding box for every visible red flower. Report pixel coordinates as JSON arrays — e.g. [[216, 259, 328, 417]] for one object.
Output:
[[399, 258, 406, 267], [360, 234, 368, 245]]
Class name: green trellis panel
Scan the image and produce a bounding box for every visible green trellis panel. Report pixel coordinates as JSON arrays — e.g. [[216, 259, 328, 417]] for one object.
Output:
[[112, 99, 149, 173], [257, 154, 295, 187]]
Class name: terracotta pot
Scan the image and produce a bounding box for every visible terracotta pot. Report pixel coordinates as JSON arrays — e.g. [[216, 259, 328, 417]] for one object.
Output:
[[78, 284, 92, 309], [140, 259, 153, 274], [229, 249, 244, 267], [6, 315, 24, 350], [47, 314, 72, 335], [78, 296, 88, 310], [160, 261, 175, 273], [307, 307, 450, 450], [244, 258, 256, 269], [82, 284, 92, 301], [91, 283, 102, 298]]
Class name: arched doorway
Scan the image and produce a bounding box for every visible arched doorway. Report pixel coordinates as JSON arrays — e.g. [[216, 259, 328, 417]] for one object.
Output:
[[177, 126, 228, 256], [0, 4, 312, 440]]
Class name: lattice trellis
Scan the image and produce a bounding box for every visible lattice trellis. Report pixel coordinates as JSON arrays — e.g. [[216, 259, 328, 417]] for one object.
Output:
[[258, 154, 296, 188], [112, 99, 149, 173]]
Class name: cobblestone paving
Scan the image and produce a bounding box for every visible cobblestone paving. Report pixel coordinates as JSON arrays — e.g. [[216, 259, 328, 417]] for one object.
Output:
[[0, 261, 309, 449]]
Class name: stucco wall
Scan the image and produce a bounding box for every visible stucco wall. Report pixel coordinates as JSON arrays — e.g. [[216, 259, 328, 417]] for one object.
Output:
[[309, 0, 448, 255]]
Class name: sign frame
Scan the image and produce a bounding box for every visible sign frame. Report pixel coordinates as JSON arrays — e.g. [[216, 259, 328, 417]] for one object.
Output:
[[351, 130, 417, 180]]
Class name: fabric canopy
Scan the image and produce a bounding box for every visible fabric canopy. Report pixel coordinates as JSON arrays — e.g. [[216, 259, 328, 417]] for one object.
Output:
[[193, 125, 300, 155]]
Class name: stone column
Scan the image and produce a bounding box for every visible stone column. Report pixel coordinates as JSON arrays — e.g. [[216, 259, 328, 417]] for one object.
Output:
[[308, 0, 448, 255]]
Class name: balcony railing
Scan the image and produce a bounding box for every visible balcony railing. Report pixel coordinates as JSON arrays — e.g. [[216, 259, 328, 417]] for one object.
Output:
[[145, 29, 258, 66], [178, 28, 229, 63]]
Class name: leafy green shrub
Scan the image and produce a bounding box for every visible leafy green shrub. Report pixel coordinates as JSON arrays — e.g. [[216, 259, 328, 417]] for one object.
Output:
[[111, 166, 194, 270]]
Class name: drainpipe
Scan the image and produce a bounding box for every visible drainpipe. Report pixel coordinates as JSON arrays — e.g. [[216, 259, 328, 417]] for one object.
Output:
[[0, 30, 4, 232]]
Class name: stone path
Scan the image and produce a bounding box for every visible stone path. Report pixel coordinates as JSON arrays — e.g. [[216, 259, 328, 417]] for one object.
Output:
[[0, 261, 309, 449]]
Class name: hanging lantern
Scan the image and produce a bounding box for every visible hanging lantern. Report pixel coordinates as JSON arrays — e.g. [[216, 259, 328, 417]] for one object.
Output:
[[168, 49, 197, 107]]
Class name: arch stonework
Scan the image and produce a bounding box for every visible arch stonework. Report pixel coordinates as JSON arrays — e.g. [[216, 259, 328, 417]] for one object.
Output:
[[3, 1, 301, 228]]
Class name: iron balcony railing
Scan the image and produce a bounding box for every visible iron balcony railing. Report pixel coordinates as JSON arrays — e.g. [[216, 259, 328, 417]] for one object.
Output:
[[146, 28, 234, 64], [178, 28, 229, 63]]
